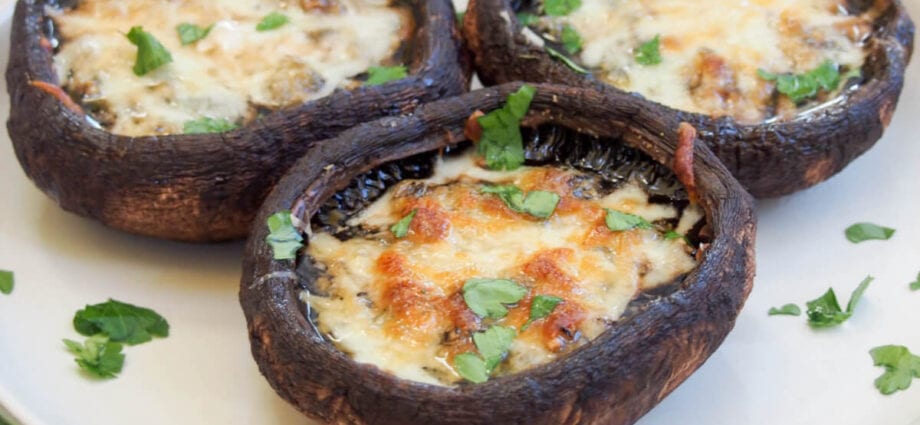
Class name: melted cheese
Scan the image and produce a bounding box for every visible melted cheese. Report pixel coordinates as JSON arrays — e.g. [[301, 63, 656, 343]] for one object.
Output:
[[306, 153, 701, 386], [50, 0, 409, 136], [550, 0, 869, 122]]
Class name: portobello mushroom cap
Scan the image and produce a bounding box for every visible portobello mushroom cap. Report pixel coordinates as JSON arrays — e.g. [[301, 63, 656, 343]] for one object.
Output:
[[240, 83, 756, 425], [463, 0, 915, 198], [6, 0, 470, 242]]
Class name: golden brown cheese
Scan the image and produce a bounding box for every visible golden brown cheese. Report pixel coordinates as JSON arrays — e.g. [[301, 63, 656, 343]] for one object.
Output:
[[306, 153, 701, 385], [549, 0, 869, 122], [50, 0, 409, 136]]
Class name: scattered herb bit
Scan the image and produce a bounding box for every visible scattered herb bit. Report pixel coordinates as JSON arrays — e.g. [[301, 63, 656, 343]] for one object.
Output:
[[634, 35, 662, 66], [365, 65, 408, 86], [476, 85, 536, 170], [768, 304, 801, 316], [845, 222, 896, 243], [560, 24, 583, 55], [523, 295, 563, 329], [757, 60, 841, 103], [806, 276, 873, 328], [265, 210, 304, 261], [462, 278, 528, 318], [870, 345, 920, 395], [126, 26, 173, 76], [256, 12, 289, 31], [910, 272, 920, 291], [664, 230, 692, 245], [390, 209, 417, 238], [516, 12, 540, 26], [605, 209, 652, 232], [481, 185, 560, 219], [176, 23, 213, 45], [473, 326, 517, 369], [183, 117, 239, 134], [0, 270, 13, 295], [456, 11, 466, 25], [63, 335, 125, 379], [544, 0, 581, 16], [545, 46, 590, 74], [454, 352, 489, 383], [73, 299, 170, 345]]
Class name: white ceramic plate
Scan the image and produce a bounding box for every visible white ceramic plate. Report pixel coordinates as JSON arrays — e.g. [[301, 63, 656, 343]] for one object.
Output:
[[1, 1, 919, 424]]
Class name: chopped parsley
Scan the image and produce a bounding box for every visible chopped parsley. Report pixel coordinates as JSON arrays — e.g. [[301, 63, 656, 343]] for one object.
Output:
[[544, 0, 581, 16], [523, 295, 563, 329], [256, 12, 289, 31], [176, 23, 213, 45], [462, 278, 527, 319], [183, 117, 239, 134], [476, 85, 536, 170], [634, 35, 662, 66], [757, 60, 841, 103], [0, 270, 13, 295], [768, 304, 801, 316], [605, 209, 652, 232], [126, 26, 173, 76], [455, 326, 517, 383], [560, 24, 583, 55], [73, 299, 170, 345], [390, 209, 417, 238], [546, 46, 590, 74], [806, 276, 872, 328], [365, 65, 408, 86], [910, 272, 920, 291], [870, 345, 920, 395], [516, 12, 540, 26], [265, 210, 304, 261], [454, 352, 490, 383], [845, 222, 896, 243], [63, 335, 125, 379], [481, 185, 560, 219]]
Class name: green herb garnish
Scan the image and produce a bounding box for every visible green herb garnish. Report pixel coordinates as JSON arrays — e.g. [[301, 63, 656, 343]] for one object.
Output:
[[768, 304, 801, 316], [545, 46, 590, 74], [523, 295, 563, 329], [560, 24, 583, 55], [634, 35, 662, 66], [455, 326, 518, 383], [0, 270, 13, 295], [910, 272, 920, 291], [870, 345, 920, 395], [462, 278, 528, 319], [454, 352, 490, 383], [73, 299, 170, 345], [516, 12, 540, 26], [126, 26, 173, 76], [845, 222, 896, 243], [757, 60, 841, 103], [390, 209, 417, 238], [176, 23, 213, 45], [481, 185, 560, 219], [256, 12, 289, 31], [806, 276, 872, 328], [63, 335, 125, 379], [476, 85, 536, 170], [183, 117, 239, 134], [365, 65, 408, 86], [605, 209, 652, 232], [265, 210, 304, 261], [456, 11, 466, 25], [544, 0, 581, 16]]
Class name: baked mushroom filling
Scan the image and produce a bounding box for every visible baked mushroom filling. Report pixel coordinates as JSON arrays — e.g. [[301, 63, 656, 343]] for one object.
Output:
[[522, 0, 871, 123], [47, 0, 412, 136], [304, 145, 705, 386]]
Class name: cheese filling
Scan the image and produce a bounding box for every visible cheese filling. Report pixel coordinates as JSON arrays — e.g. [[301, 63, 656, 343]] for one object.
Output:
[[533, 0, 870, 122], [306, 152, 702, 386], [49, 0, 410, 136]]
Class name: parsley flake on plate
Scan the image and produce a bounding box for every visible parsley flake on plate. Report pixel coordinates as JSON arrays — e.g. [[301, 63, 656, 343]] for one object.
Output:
[[523, 294, 563, 329], [869, 345, 920, 395], [634, 35, 662, 66], [366, 66, 408, 86], [390, 209, 417, 238], [73, 299, 170, 345], [183, 117, 239, 134], [844, 222, 896, 243], [476, 85, 536, 170], [768, 304, 801, 316], [462, 278, 527, 318], [63, 335, 125, 379], [806, 276, 872, 328], [256, 12, 289, 31], [0, 270, 13, 295], [605, 209, 652, 232], [266, 210, 304, 261], [481, 185, 561, 219], [176, 23, 213, 45], [910, 272, 920, 291], [126, 26, 173, 76]]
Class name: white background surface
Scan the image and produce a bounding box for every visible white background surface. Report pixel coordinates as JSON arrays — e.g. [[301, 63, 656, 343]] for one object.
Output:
[[1, 0, 919, 424]]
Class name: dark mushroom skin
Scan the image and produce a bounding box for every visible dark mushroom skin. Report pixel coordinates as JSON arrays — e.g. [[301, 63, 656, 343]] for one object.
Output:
[[463, 0, 915, 198], [6, 0, 470, 242], [240, 83, 756, 425]]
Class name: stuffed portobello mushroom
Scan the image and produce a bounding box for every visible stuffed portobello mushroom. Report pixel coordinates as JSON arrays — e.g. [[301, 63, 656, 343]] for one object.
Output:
[[240, 83, 755, 425], [463, 0, 914, 198], [7, 0, 470, 242]]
